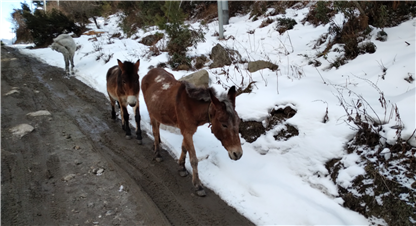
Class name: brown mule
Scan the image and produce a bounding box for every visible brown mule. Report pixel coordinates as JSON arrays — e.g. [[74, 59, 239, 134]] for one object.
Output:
[[141, 68, 243, 196], [106, 59, 142, 144]]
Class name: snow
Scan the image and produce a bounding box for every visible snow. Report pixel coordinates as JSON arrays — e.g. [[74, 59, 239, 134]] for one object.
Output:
[[336, 153, 366, 188], [11, 8, 415, 226]]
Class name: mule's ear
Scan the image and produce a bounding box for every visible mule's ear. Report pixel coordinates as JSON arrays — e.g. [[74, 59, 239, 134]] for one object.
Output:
[[117, 59, 124, 72], [228, 86, 237, 108], [134, 59, 140, 72], [209, 89, 221, 108]]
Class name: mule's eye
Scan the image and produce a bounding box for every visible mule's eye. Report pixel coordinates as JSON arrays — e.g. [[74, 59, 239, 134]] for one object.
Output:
[[222, 124, 228, 128]]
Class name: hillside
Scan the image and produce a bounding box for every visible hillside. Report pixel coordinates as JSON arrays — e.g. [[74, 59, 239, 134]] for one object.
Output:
[[13, 2, 415, 225]]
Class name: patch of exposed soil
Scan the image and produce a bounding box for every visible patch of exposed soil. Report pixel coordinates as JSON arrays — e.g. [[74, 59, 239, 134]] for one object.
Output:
[[239, 105, 298, 143], [273, 124, 299, 141], [326, 128, 416, 226], [239, 121, 265, 143]]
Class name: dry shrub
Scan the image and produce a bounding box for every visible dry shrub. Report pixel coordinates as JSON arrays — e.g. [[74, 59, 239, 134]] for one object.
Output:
[[282, 0, 304, 7], [249, 1, 269, 21], [149, 45, 161, 57], [41, 1, 94, 18], [365, 1, 416, 28], [110, 32, 122, 39], [192, 3, 218, 23], [275, 18, 297, 34], [259, 18, 274, 28], [58, 1, 102, 28], [11, 5, 33, 44], [43, 1, 59, 12], [105, 2, 120, 17], [229, 1, 253, 17], [388, 0, 414, 10], [338, 15, 371, 59], [303, 1, 335, 26], [120, 13, 141, 38]]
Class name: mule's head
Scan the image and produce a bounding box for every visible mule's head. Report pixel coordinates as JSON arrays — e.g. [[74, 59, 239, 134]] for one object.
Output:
[[209, 86, 243, 160], [117, 59, 140, 107]]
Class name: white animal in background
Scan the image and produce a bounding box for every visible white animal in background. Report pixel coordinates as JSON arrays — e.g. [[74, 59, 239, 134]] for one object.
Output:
[[49, 34, 76, 75]]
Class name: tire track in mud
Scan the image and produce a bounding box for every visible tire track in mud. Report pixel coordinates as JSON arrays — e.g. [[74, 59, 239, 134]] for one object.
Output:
[[27, 54, 212, 225], [100, 135, 199, 226], [1, 151, 24, 226]]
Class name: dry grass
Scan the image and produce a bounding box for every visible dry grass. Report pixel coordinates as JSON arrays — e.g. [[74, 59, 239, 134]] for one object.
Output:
[[191, 3, 218, 23]]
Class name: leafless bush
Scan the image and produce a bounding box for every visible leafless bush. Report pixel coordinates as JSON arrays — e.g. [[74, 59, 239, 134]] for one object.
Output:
[[59, 1, 102, 29], [92, 42, 103, 52], [11, 6, 33, 44], [333, 77, 405, 146], [288, 64, 304, 80]]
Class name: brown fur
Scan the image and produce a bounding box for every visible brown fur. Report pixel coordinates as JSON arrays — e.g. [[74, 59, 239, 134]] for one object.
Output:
[[141, 68, 243, 196], [106, 59, 142, 143]]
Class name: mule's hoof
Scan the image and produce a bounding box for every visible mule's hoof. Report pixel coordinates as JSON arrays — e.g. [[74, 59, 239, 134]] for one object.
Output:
[[179, 169, 188, 177], [195, 188, 206, 197], [154, 156, 163, 162], [137, 139, 143, 145], [125, 135, 132, 140]]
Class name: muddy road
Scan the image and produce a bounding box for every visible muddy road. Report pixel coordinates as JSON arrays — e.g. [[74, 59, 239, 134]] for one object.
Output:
[[1, 46, 253, 226]]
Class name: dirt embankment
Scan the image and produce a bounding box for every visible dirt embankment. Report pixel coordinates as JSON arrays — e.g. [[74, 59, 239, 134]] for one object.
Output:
[[1, 46, 253, 226]]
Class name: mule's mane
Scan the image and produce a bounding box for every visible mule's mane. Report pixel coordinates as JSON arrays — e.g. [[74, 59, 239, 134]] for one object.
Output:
[[183, 81, 213, 102], [121, 61, 136, 74], [182, 81, 235, 116]]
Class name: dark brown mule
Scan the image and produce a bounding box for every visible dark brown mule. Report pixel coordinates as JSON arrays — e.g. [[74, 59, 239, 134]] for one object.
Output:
[[106, 59, 142, 144], [141, 68, 243, 196]]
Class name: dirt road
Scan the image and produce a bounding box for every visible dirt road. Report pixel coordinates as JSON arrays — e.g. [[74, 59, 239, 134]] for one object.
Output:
[[1, 46, 253, 226]]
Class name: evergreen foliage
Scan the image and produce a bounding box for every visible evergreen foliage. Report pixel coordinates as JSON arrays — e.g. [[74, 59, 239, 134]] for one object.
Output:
[[23, 8, 81, 47], [315, 1, 330, 24], [118, 1, 164, 37], [156, 1, 187, 30], [156, 1, 205, 69]]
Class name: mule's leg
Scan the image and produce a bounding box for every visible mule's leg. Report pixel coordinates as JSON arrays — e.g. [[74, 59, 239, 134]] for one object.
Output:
[[178, 141, 188, 177], [108, 94, 117, 120], [133, 104, 142, 145], [64, 55, 69, 75], [121, 105, 132, 139], [70, 54, 75, 75], [150, 117, 163, 162], [182, 134, 205, 197], [120, 103, 125, 129]]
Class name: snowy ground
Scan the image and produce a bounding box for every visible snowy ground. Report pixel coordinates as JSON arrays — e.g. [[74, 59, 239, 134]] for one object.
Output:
[[13, 6, 415, 226]]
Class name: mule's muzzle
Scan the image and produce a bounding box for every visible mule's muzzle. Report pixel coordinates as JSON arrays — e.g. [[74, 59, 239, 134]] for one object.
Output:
[[228, 147, 243, 160], [127, 95, 137, 107]]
